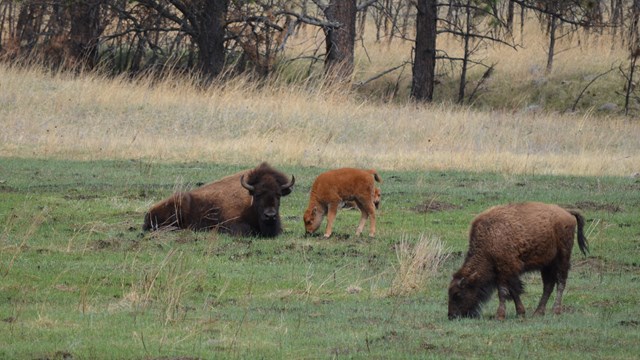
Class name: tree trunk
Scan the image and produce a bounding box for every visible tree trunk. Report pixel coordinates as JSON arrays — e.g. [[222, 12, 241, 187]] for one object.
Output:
[[192, 0, 228, 81], [411, 0, 437, 102], [507, 0, 515, 33], [323, 0, 357, 80], [520, 3, 525, 44], [15, 0, 43, 55], [68, 0, 105, 70], [626, 0, 640, 115], [546, 13, 557, 74], [458, 0, 471, 104]]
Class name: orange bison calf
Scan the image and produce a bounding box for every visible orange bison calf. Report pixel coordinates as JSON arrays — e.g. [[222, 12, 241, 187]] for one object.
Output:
[[448, 202, 588, 320], [303, 168, 382, 238], [143, 162, 294, 237]]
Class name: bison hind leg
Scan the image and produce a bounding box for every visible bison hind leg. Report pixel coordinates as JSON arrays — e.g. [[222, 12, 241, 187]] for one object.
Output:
[[354, 198, 376, 237], [534, 266, 558, 316]]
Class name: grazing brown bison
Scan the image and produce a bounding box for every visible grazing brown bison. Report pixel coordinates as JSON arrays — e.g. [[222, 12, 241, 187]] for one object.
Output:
[[448, 202, 588, 320], [303, 168, 382, 238], [143, 162, 294, 237]]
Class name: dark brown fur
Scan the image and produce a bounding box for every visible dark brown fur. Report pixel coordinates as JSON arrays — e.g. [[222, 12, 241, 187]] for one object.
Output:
[[448, 202, 588, 320], [303, 168, 382, 238], [143, 163, 294, 237]]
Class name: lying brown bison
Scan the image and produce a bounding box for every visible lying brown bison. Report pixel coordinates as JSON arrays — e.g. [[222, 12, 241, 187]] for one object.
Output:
[[448, 202, 588, 320], [143, 162, 294, 237], [303, 168, 382, 238]]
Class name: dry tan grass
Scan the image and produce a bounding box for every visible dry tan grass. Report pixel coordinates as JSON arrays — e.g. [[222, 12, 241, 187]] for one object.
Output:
[[0, 25, 638, 176], [389, 234, 449, 296]]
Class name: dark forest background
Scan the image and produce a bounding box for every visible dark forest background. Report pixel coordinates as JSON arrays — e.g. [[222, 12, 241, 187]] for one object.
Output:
[[1, 1, 638, 108]]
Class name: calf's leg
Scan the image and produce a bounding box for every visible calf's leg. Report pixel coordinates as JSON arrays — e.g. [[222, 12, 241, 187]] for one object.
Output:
[[355, 210, 368, 236], [355, 200, 376, 237], [323, 203, 339, 238]]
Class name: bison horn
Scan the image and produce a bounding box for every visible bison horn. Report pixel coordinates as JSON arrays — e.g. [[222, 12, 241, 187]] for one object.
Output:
[[240, 175, 254, 192], [281, 175, 295, 190]]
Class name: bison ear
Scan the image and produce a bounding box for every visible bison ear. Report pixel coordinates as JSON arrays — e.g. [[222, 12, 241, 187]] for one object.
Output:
[[457, 277, 466, 287]]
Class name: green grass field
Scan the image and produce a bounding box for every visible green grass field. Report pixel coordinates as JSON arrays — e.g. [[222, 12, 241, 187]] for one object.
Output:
[[1, 157, 638, 359]]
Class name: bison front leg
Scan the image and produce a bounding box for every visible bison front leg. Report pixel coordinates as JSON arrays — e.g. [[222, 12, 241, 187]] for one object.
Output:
[[324, 203, 339, 238], [511, 291, 526, 317]]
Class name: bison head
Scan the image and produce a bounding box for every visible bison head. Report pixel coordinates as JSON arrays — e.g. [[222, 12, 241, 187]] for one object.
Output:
[[447, 273, 490, 320], [240, 167, 294, 237]]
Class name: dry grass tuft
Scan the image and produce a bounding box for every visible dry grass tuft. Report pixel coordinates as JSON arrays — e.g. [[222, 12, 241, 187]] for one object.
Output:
[[389, 234, 449, 296]]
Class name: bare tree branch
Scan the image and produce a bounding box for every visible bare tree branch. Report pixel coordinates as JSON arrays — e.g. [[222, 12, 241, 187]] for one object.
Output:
[[354, 60, 411, 87], [570, 64, 618, 112], [357, 0, 378, 11]]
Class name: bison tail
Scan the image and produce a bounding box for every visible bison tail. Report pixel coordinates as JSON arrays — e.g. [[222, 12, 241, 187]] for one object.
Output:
[[569, 210, 589, 256], [369, 169, 383, 183]]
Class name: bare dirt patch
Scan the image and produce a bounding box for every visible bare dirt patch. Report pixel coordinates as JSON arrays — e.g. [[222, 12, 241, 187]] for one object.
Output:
[[619, 320, 639, 327], [567, 201, 623, 213], [92, 238, 122, 250], [412, 200, 461, 213]]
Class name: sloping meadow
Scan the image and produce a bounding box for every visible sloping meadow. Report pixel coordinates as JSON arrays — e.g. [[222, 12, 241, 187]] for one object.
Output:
[[1, 64, 639, 177], [0, 158, 638, 358]]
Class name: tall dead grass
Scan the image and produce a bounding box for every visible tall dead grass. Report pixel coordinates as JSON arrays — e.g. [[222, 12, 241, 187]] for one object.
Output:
[[0, 25, 638, 176], [389, 234, 449, 296]]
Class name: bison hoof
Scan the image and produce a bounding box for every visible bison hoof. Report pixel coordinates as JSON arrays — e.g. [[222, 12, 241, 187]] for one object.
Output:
[[323, 234, 332, 238]]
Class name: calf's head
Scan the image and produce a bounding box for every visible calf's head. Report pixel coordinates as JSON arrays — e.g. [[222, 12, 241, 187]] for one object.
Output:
[[241, 171, 294, 236], [303, 206, 325, 235]]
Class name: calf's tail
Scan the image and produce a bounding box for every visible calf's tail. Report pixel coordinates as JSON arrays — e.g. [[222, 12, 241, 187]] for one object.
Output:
[[369, 169, 382, 183], [569, 210, 589, 256]]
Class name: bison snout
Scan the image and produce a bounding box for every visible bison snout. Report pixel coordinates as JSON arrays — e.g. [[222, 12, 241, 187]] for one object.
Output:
[[263, 208, 278, 221]]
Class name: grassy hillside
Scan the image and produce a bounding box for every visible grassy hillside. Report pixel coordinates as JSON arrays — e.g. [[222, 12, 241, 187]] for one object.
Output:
[[1, 62, 638, 176], [1, 158, 639, 359], [0, 23, 638, 359]]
